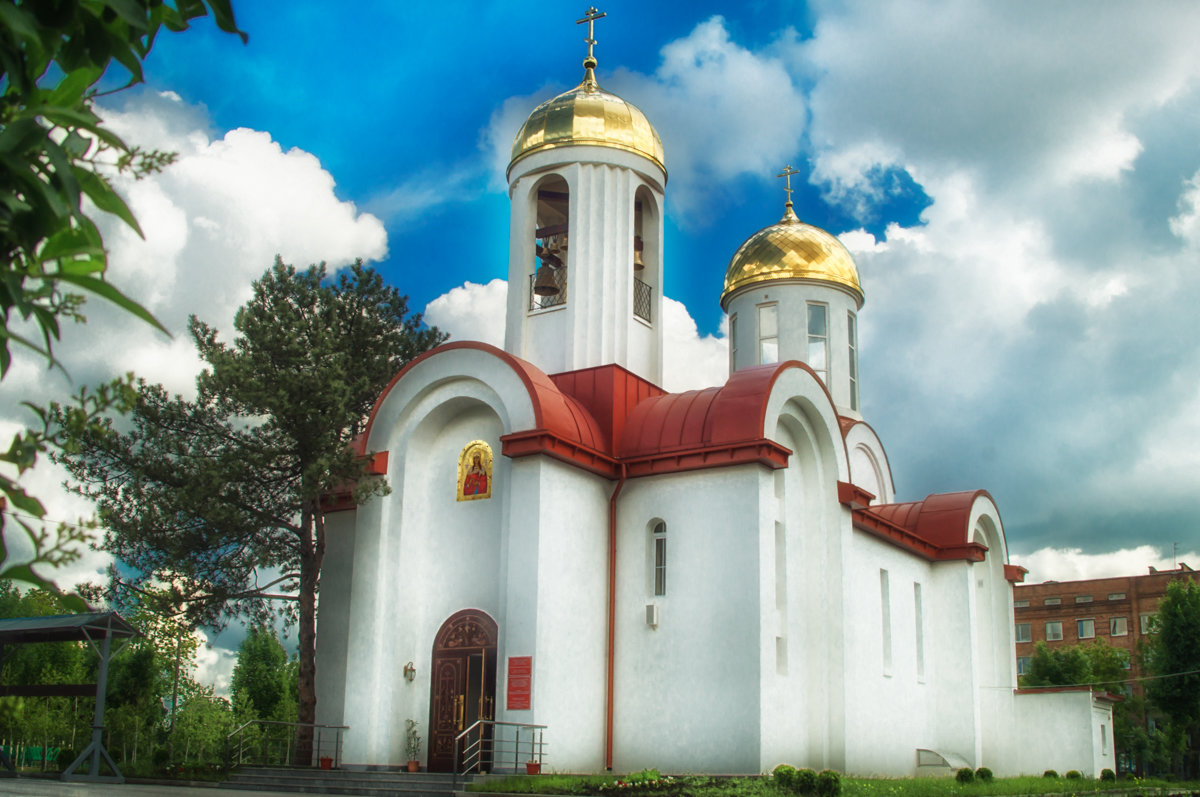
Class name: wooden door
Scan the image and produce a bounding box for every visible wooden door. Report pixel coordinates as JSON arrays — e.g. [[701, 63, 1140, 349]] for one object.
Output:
[[427, 610, 497, 772]]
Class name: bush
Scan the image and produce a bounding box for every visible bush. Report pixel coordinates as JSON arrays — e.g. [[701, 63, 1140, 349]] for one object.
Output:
[[975, 767, 993, 782], [815, 769, 840, 797], [956, 767, 975, 784], [795, 769, 818, 795], [1065, 770, 1081, 780], [1043, 770, 1059, 778], [1100, 768, 1115, 782], [773, 764, 796, 789]]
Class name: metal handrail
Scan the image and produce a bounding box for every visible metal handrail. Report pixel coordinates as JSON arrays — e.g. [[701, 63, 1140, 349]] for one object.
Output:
[[223, 720, 349, 776], [452, 720, 547, 790]]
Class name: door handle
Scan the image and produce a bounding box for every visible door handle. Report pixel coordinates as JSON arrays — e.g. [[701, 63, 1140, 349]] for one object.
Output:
[[455, 694, 465, 730]]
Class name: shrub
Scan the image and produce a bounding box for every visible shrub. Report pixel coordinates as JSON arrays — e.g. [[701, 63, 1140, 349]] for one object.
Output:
[[975, 766, 993, 782], [1043, 770, 1059, 778], [1100, 768, 1116, 782], [956, 767, 975, 784], [1065, 770, 1081, 780], [795, 769, 818, 795], [773, 764, 796, 789], [153, 747, 171, 768], [815, 769, 840, 797]]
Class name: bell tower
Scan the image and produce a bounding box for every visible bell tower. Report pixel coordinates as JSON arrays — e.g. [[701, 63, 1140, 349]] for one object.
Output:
[[503, 8, 667, 385]]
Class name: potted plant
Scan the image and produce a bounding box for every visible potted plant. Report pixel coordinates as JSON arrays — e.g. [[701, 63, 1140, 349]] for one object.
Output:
[[526, 759, 541, 775], [405, 719, 421, 772]]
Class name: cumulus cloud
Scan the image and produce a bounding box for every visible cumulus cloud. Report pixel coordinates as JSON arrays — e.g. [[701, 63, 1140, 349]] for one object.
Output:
[[423, 279, 507, 347], [1014, 545, 1200, 585], [0, 90, 390, 595]]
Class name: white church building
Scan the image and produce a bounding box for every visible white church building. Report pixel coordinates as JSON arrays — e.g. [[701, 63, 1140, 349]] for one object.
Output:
[[314, 15, 1115, 777]]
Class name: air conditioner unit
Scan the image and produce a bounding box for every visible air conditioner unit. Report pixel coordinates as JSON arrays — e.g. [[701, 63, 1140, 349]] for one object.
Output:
[[646, 604, 659, 629]]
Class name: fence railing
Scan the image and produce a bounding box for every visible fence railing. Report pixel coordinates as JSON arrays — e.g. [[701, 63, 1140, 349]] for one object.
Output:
[[452, 720, 547, 789], [224, 721, 348, 774]]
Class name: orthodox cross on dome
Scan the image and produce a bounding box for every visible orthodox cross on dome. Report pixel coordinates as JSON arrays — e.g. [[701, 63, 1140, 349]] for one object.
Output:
[[577, 6, 606, 83], [777, 164, 801, 221]]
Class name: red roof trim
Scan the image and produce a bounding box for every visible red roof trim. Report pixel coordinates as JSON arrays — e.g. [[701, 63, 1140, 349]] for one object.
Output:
[[1004, 564, 1028, 583], [845, 488, 991, 563], [501, 429, 619, 478], [621, 440, 790, 478]]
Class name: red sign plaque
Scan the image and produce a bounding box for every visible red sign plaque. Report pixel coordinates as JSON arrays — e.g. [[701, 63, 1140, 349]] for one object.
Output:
[[507, 656, 533, 710]]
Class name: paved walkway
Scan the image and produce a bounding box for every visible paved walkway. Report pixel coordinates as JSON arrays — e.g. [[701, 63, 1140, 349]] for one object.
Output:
[[0, 779, 298, 797]]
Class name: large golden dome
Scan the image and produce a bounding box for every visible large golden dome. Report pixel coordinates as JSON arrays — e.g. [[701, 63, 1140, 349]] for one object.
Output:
[[509, 68, 665, 175], [721, 203, 864, 308]]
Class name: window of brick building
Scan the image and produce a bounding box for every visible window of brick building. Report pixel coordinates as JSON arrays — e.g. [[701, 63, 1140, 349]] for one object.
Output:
[[1014, 599, 1029, 608], [1017, 656, 1031, 675], [1077, 619, 1095, 639], [1046, 621, 1063, 641], [1015, 622, 1031, 642], [1140, 613, 1155, 634], [1044, 597, 1061, 605], [1075, 595, 1093, 603], [1110, 616, 1128, 636], [1108, 592, 1126, 600]]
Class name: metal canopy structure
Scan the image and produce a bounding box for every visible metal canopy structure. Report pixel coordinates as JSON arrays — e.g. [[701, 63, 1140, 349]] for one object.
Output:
[[0, 612, 139, 783]]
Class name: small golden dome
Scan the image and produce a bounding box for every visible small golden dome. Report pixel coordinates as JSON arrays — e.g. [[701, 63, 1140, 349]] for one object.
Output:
[[509, 71, 665, 175], [720, 204, 864, 308]]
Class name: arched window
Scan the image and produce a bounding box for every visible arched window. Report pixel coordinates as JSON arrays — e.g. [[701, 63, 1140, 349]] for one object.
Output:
[[531, 177, 569, 311], [652, 521, 667, 596]]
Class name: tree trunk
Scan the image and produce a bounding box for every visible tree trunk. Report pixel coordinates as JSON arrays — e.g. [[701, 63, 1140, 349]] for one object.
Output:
[[295, 500, 325, 766]]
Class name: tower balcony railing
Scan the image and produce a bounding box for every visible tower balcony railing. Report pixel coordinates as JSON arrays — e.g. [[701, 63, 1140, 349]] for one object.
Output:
[[529, 269, 567, 311], [634, 277, 653, 322]]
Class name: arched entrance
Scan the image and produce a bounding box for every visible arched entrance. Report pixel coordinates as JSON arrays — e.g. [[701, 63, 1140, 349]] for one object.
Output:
[[428, 609, 497, 772]]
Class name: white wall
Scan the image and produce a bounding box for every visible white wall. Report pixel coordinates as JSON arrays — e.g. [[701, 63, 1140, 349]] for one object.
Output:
[[314, 509, 357, 730], [612, 466, 764, 773]]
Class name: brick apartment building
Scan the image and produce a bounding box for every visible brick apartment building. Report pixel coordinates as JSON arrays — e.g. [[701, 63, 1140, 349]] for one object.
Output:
[[1013, 563, 1197, 686]]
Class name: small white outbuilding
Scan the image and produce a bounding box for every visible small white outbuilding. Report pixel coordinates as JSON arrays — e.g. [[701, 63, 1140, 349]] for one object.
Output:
[[314, 19, 1114, 778]]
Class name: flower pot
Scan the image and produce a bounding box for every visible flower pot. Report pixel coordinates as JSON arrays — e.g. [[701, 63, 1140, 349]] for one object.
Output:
[[407, 760, 420, 773], [526, 761, 541, 775], [319, 757, 333, 770]]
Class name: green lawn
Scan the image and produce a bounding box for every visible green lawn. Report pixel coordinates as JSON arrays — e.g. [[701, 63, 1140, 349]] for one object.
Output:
[[467, 771, 1200, 797]]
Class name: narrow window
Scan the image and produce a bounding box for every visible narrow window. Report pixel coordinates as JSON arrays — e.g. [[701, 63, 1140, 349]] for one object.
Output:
[[758, 304, 778, 364], [652, 521, 667, 597], [1075, 595, 1093, 603], [1045, 621, 1063, 641], [1017, 656, 1031, 675], [1110, 617, 1128, 637], [1108, 592, 1126, 600], [847, 312, 859, 410], [774, 522, 786, 611], [1015, 622, 1031, 643], [913, 582, 925, 681], [1013, 599, 1030, 608], [1101, 724, 1108, 754], [531, 180, 569, 311], [880, 569, 892, 674], [1044, 597, 1061, 606], [1077, 619, 1095, 639], [807, 302, 828, 383], [729, 313, 738, 372], [1140, 613, 1155, 634]]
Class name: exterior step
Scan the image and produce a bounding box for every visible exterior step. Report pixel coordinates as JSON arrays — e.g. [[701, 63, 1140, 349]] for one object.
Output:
[[223, 766, 466, 796]]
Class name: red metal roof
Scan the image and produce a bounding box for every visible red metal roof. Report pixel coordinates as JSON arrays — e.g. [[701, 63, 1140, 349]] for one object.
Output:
[[849, 490, 995, 562]]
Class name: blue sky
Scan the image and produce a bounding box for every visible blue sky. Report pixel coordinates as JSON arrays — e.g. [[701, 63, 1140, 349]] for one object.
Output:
[[5, 0, 1200, 687]]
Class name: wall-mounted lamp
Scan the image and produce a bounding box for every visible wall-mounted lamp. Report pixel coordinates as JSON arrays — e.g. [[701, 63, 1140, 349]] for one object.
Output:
[[403, 661, 416, 682]]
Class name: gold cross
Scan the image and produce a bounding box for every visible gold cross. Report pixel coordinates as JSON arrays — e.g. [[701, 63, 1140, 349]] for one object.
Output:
[[777, 165, 801, 203], [577, 7, 606, 63]]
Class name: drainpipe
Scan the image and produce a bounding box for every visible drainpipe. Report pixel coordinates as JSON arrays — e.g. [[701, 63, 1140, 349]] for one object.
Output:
[[605, 463, 628, 771]]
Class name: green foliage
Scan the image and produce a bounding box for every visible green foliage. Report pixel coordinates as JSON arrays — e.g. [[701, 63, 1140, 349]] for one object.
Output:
[[57, 259, 444, 743], [1099, 768, 1115, 781], [231, 627, 292, 721], [0, 0, 245, 599], [405, 718, 421, 761], [1063, 770, 1080, 780], [814, 769, 840, 797], [1143, 580, 1200, 726], [794, 769, 817, 795], [773, 764, 796, 789], [956, 767, 974, 784], [975, 767, 993, 782], [1042, 770, 1058, 778]]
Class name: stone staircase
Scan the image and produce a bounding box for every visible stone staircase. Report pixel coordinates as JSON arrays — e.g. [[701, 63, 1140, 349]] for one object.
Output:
[[222, 765, 467, 796]]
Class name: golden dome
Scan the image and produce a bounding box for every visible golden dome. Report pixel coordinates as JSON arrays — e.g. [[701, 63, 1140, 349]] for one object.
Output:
[[509, 68, 665, 175], [721, 203, 864, 307]]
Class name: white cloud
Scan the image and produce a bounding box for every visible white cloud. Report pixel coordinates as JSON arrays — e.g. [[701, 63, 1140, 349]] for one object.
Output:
[[423, 279, 507, 347], [194, 631, 239, 697], [1, 92, 390, 593], [1014, 545, 1199, 585]]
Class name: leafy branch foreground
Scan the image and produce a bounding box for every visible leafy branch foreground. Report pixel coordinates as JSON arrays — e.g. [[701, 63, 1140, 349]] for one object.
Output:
[[468, 772, 1200, 797]]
